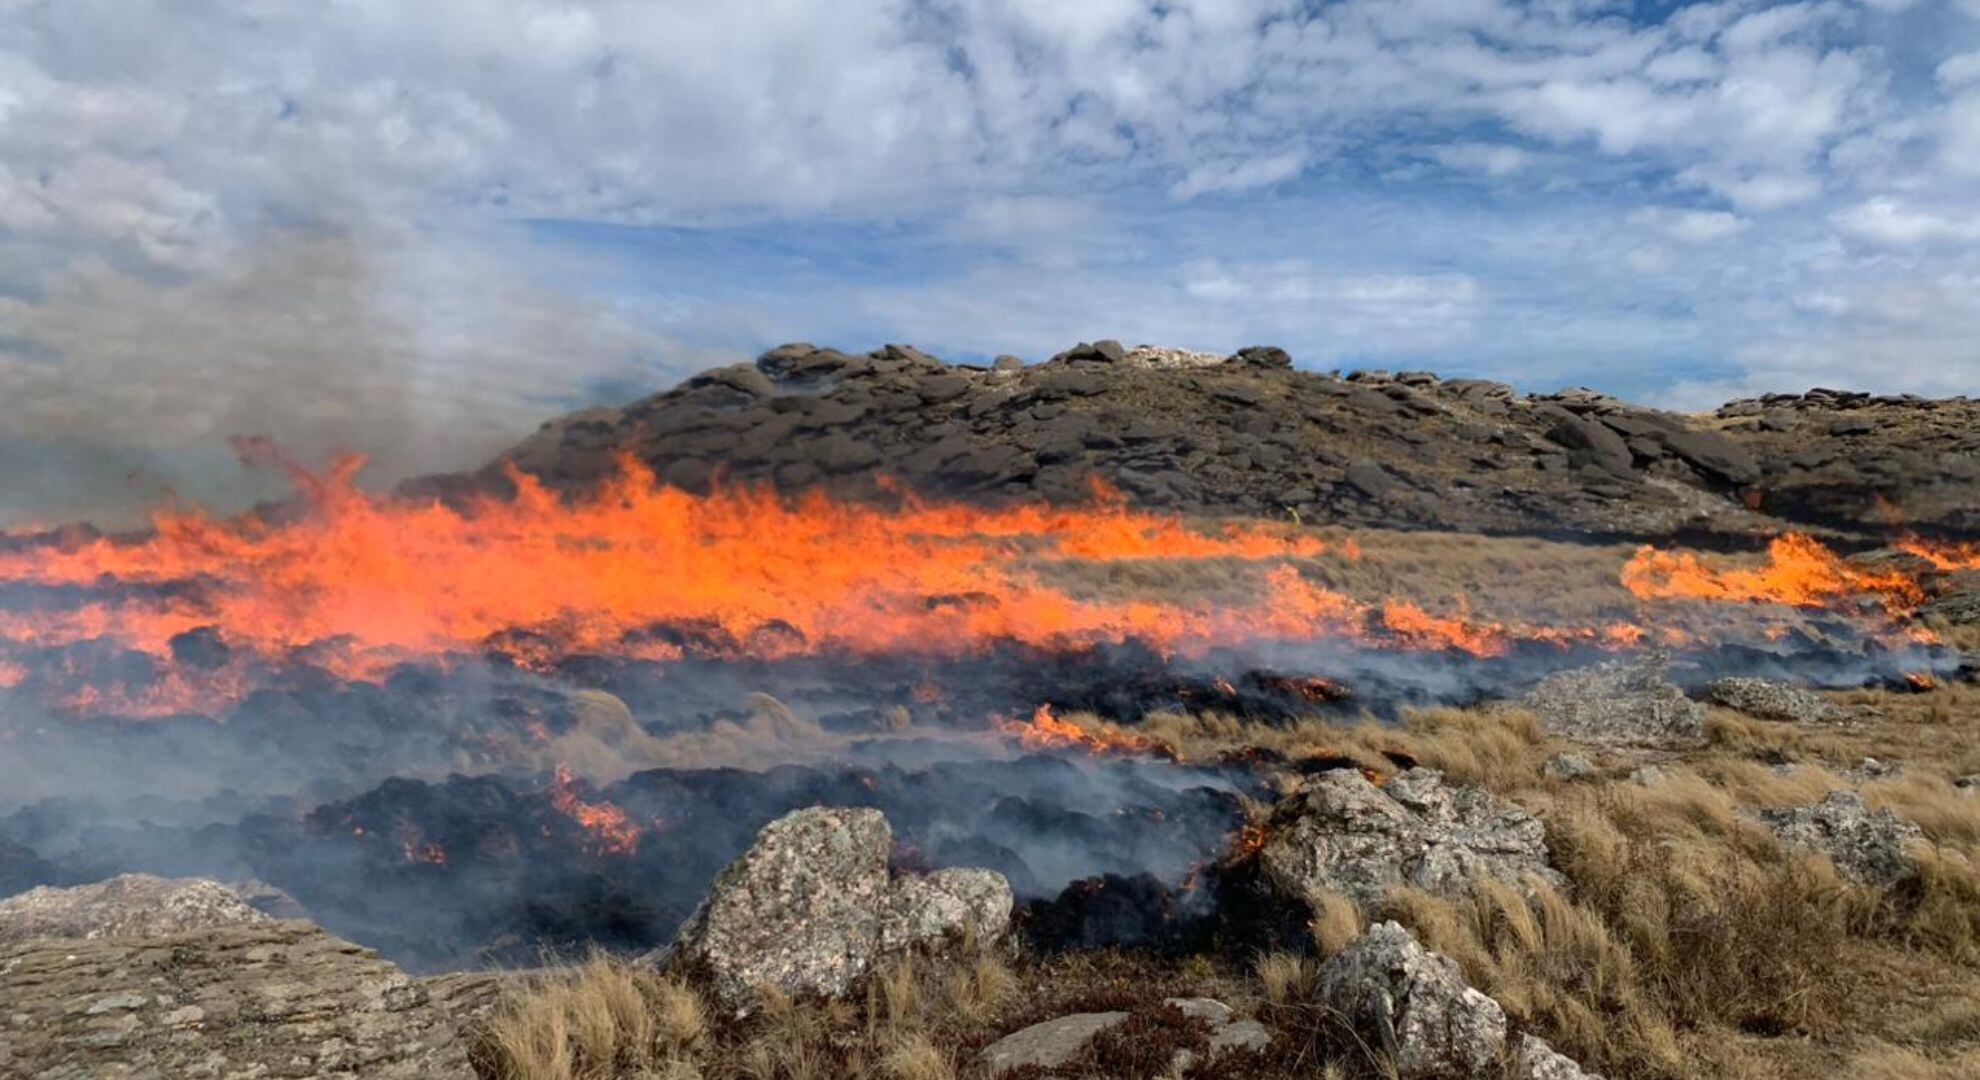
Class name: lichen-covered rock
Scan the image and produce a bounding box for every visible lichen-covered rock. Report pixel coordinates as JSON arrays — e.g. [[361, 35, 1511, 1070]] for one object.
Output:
[[1516, 1033, 1604, 1079], [1543, 753, 1596, 780], [1760, 790, 1922, 886], [0, 920, 477, 1079], [669, 806, 1012, 1008], [1704, 677, 1845, 724], [0, 874, 269, 943], [1317, 921, 1508, 1078], [1257, 768, 1561, 910], [1523, 655, 1705, 745]]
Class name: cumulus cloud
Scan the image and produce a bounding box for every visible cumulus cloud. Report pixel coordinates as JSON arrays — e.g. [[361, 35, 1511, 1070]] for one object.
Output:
[[1, 0, 1978, 522]]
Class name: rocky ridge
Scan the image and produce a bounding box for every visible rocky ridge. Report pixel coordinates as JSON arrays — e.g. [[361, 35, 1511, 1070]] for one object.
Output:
[[418, 340, 1980, 543]]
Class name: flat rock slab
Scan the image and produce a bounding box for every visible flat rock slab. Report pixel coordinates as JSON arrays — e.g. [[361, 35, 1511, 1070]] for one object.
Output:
[[980, 1010, 1131, 1075], [0, 920, 477, 1079]]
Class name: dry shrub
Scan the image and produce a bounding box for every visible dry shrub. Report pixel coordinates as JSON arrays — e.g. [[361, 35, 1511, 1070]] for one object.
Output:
[[1254, 951, 1316, 1007], [482, 953, 700, 1080], [878, 1032, 954, 1080], [1867, 774, 1980, 851], [1844, 1046, 1980, 1079], [1308, 888, 1365, 956]]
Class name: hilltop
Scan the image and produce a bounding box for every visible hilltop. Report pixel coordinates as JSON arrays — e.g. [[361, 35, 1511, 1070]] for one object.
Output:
[[415, 341, 1980, 544]]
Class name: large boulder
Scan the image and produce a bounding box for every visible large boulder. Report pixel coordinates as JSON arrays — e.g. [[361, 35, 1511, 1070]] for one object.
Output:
[[1704, 676, 1845, 724], [0, 874, 269, 943], [0, 919, 478, 1079], [1759, 790, 1922, 887], [1318, 922, 1600, 1079], [669, 806, 1012, 1008], [1318, 921, 1508, 1078], [1522, 654, 1705, 745], [1257, 768, 1561, 910]]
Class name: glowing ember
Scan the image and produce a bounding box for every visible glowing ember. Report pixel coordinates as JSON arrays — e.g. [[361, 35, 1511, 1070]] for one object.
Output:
[[549, 765, 643, 856], [1622, 533, 1927, 615], [1904, 671, 1937, 691]]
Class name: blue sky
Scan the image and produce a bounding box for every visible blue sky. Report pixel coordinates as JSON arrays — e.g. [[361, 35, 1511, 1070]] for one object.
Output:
[[2, 0, 1978, 521]]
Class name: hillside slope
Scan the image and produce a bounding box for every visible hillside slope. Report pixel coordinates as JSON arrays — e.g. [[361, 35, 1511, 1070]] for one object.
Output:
[[414, 342, 1979, 542]]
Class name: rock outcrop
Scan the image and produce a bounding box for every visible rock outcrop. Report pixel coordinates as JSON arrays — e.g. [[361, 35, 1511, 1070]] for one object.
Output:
[[0, 918, 481, 1079], [1759, 790, 1923, 887], [0, 873, 269, 943], [413, 341, 1980, 544], [668, 806, 1012, 1008], [1256, 768, 1561, 911], [1522, 654, 1705, 745]]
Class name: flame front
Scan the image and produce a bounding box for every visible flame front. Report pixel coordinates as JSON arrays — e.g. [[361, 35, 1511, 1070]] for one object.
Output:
[[1621, 533, 1927, 615], [0, 453, 1640, 718]]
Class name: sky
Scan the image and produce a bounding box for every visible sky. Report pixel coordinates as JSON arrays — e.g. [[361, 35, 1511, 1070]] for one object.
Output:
[[2, 0, 1978, 523]]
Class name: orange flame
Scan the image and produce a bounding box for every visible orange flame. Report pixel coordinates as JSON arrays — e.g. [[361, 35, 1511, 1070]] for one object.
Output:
[[995, 704, 1169, 757], [1621, 533, 1926, 615], [0, 453, 1642, 716], [1895, 536, 1980, 572], [549, 764, 643, 856]]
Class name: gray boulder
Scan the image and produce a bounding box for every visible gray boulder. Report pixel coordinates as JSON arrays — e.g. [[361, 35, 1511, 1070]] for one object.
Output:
[[670, 807, 1011, 1008], [1704, 677, 1845, 724], [0, 874, 269, 943], [1759, 790, 1922, 887], [1523, 654, 1705, 745], [1317, 921, 1508, 1078], [1257, 768, 1561, 910], [1543, 753, 1597, 780], [1516, 1033, 1603, 1079], [1318, 923, 1602, 1079]]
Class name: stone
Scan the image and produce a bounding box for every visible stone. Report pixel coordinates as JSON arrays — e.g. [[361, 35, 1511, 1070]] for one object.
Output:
[[1516, 1034, 1603, 1079], [1657, 429, 1759, 485], [1522, 655, 1705, 745], [980, 998, 1270, 1076], [992, 355, 1025, 372], [1234, 345, 1293, 368], [1704, 677, 1846, 724], [1546, 416, 1633, 477], [0, 874, 269, 943], [1256, 768, 1561, 910], [669, 807, 1012, 1009], [1346, 459, 1402, 498], [1317, 921, 1508, 1079], [915, 373, 972, 403], [0, 920, 478, 1079], [1760, 790, 1922, 887], [979, 1011, 1128, 1075], [1543, 753, 1597, 780]]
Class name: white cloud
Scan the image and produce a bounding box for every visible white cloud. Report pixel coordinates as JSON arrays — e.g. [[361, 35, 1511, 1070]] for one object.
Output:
[[1833, 197, 1980, 245], [1433, 142, 1532, 176], [1169, 152, 1309, 199], [1630, 206, 1753, 243]]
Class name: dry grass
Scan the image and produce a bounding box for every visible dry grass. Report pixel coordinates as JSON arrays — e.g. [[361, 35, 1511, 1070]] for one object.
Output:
[[483, 668, 1980, 1080]]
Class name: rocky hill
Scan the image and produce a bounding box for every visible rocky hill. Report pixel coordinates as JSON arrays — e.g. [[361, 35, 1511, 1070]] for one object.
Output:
[[414, 341, 1979, 542]]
